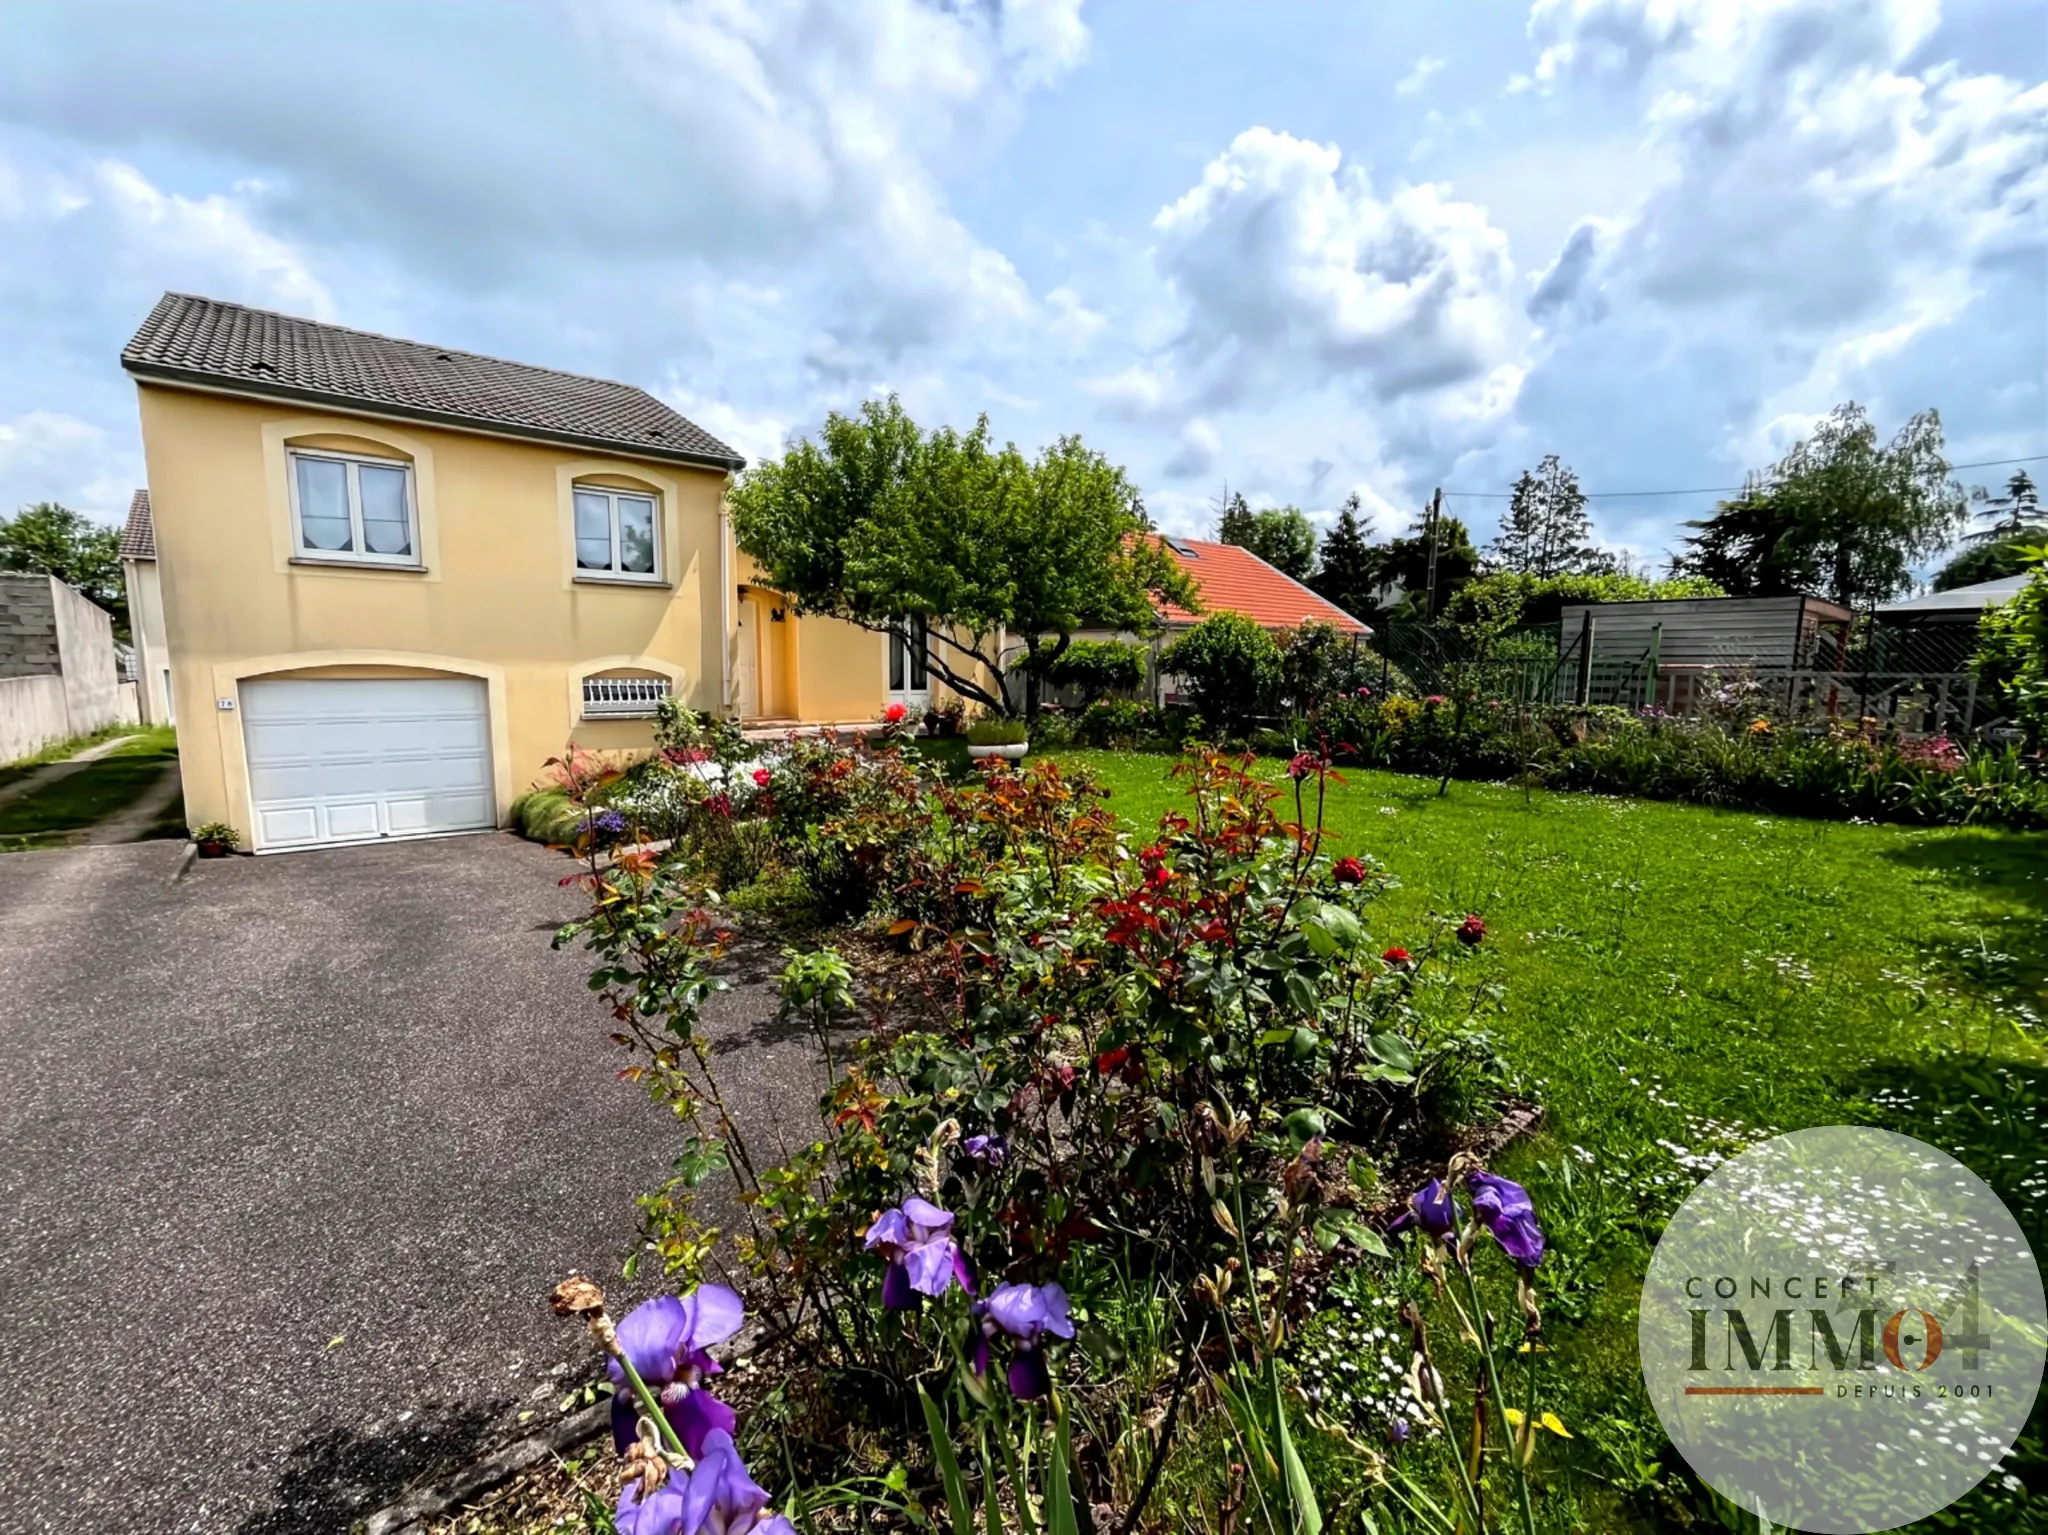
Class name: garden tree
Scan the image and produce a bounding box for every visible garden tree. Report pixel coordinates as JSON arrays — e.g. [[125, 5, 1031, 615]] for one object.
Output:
[[1933, 535, 2042, 591], [1377, 511, 1479, 620], [728, 397, 1193, 719], [1028, 637, 1148, 704], [1159, 611, 1282, 735], [1936, 471, 2045, 590], [1672, 478, 1821, 596], [1310, 493, 1379, 618], [1967, 469, 2042, 544], [1678, 403, 1967, 608], [1488, 455, 1606, 578], [0, 501, 126, 637], [1217, 492, 1318, 582]]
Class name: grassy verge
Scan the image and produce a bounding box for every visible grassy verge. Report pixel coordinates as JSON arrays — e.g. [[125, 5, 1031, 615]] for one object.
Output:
[[1053, 748, 2046, 1529], [0, 726, 183, 851], [0, 721, 147, 788]]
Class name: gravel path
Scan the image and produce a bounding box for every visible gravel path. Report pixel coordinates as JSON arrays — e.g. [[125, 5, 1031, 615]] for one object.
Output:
[[0, 833, 819, 1534]]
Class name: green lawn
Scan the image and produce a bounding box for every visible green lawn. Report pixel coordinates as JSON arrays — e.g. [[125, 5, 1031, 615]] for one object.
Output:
[[0, 720, 147, 790], [0, 726, 184, 851], [1054, 748, 2047, 1528]]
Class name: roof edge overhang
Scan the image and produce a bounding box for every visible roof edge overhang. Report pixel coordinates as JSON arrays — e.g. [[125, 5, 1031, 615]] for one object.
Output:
[[123, 362, 747, 474]]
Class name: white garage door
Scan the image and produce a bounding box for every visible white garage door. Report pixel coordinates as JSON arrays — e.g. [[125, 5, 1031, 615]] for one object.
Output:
[[242, 677, 495, 850]]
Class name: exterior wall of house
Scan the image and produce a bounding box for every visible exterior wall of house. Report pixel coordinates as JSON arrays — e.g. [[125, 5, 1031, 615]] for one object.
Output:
[[123, 556, 173, 724], [136, 384, 734, 838]]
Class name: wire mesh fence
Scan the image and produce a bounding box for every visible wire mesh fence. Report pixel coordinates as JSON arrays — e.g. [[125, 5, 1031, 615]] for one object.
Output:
[[1372, 617, 2000, 736]]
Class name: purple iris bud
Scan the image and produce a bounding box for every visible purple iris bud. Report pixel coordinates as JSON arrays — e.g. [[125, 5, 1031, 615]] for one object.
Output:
[[961, 1134, 1009, 1170], [1009, 1347, 1054, 1401], [1389, 1416, 1411, 1445], [676, 1429, 796, 1535], [1467, 1171, 1546, 1269], [606, 1286, 745, 1454], [1390, 1178, 1456, 1242], [865, 1196, 973, 1304]]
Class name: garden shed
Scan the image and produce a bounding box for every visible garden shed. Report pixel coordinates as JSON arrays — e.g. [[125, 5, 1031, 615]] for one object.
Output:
[[1555, 594, 1852, 708]]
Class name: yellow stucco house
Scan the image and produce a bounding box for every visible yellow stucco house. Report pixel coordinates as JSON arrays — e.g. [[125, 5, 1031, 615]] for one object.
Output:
[[124, 293, 925, 853]]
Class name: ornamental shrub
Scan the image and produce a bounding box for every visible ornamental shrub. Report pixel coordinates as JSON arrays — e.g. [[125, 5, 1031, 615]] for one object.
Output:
[[1973, 548, 2047, 746], [1160, 611, 1283, 734], [556, 751, 1516, 1530], [1030, 636, 1149, 703]]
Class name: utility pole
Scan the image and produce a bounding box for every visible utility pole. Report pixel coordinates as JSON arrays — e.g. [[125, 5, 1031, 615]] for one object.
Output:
[[1423, 487, 1443, 620]]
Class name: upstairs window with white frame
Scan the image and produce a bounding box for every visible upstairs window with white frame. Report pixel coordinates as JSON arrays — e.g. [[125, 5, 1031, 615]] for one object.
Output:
[[574, 485, 660, 580], [289, 449, 418, 565]]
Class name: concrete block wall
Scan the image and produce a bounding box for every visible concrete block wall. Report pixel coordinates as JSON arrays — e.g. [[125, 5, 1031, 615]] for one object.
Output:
[[0, 573, 128, 762], [49, 577, 122, 735], [0, 674, 71, 762], [0, 573, 62, 677]]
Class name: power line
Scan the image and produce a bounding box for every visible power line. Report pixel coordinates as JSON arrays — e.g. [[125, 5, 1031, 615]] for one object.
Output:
[[1438, 452, 2048, 500]]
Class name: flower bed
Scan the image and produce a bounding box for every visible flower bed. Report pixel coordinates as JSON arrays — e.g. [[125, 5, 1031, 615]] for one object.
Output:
[[529, 741, 1586, 1531]]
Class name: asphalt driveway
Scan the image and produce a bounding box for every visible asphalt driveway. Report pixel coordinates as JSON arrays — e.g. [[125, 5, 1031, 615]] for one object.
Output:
[[0, 833, 814, 1534]]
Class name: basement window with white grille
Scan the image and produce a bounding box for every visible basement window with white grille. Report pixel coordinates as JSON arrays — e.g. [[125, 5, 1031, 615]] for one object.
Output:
[[581, 674, 672, 719]]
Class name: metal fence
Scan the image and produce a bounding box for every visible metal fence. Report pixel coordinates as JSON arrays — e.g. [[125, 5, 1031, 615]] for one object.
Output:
[[1373, 619, 1997, 737]]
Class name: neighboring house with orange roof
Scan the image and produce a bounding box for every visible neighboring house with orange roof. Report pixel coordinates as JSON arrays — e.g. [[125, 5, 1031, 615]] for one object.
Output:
[[1150, 535, 1368, 638], [1062, 534, 1370, 708]]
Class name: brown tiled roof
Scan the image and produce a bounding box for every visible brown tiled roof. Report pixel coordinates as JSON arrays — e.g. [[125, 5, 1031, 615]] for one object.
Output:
[[1153, 536, 1370, 634], [121, 293, 744, 471], [119, 488, 155, 561]]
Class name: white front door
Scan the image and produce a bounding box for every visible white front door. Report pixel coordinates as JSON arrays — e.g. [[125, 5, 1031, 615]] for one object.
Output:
[[241, 677, 494, 851], [887, 617, 930, 707]]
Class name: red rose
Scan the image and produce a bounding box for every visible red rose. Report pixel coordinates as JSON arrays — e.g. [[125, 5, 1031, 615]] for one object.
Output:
[[1332, 856, 1367, 885], [884, 702, 908, 723], [1382, 947, 1411, 964], [1455, 914, 1486, 947], [752, 767, 771, 787]]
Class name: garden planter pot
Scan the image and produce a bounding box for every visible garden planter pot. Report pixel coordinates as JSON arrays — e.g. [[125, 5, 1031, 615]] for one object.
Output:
[[966, 742, 1029, 761], [196, 839, 232, 859]]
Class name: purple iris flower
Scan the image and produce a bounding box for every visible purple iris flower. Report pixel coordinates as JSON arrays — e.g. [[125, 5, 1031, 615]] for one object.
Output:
[[1467, 1171, 1545, 1269], [961, 1134, 1009, 1170], [615, 1478, 690, 1535], [679, 1429, 796, 1535], [1388, 1416, 1411, 1445], [613, 1429, 794, 1535], [1389, 1178, 1456, 1243], [973, 1281, 1074, 1400], [608, 1286, 745, 1458], [864, 1196, 973, 1308]]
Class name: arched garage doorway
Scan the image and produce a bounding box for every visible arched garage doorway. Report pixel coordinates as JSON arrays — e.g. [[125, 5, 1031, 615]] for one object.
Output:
[[240, 671, 495, 850]]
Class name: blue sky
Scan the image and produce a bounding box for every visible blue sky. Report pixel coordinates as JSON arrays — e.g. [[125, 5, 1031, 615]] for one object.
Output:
[[0, 0, 2042, 566]]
